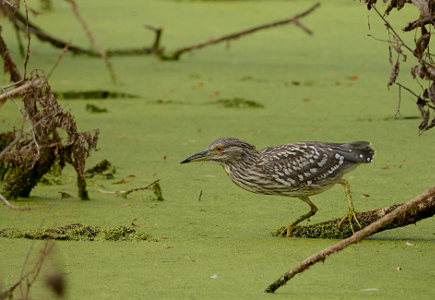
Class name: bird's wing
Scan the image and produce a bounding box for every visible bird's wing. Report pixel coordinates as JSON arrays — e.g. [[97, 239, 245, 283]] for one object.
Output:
[[258, 142, 360, 187]]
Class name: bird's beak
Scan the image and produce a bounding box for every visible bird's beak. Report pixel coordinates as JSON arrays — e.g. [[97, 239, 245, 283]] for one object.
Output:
[[180, 150, 210, 164]]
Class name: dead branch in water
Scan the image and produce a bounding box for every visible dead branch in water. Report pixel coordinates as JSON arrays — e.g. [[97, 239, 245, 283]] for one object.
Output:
[[273, 190, 435, 238], [0, 2, 94, 55], [161, 2, 320, 60], [265, 185, 435, 293], [0, 2, 320, 61]]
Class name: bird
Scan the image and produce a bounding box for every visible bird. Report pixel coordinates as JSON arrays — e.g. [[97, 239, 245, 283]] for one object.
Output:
[[180, 137, 375, 236]]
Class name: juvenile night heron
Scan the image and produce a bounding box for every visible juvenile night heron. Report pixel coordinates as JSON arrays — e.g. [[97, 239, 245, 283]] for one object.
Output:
[[181, 137, 375, 236]]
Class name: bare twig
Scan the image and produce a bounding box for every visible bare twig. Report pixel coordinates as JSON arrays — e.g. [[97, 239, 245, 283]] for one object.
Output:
[[17, 198, 57, 299], [396, 82, 435, 109], [292, 19, 313, 35], [265, 185, 435, 293], [47, 41, 71, 79], [144, 24, 163, 53], [97, 179, 162, 200], [22, 0, 31, 79], [0, 78, 45, 105], [0, 193, 40, 210], [120, 179, 161, 198], [0, 199, 59, 299], [12, 20, 25, 57], [65, 0, 117, 84], [371, 5, 416, 55], [0, 25, 22, 82], [395, 83, 402, 118], [163, 2, 321, 60], [396, 82, 421, 98], [198, 189, 203, 201], [0, 2, 95, 55]]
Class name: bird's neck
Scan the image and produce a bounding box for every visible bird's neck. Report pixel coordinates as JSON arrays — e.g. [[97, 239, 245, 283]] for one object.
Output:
[[222, 149, 259, 176]]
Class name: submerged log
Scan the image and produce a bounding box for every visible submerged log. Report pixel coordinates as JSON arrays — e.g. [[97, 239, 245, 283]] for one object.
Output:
[[274, 193, 435, 239]]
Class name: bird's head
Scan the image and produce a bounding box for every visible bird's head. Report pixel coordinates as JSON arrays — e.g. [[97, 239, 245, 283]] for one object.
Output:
[[180, 137, 257, 165]]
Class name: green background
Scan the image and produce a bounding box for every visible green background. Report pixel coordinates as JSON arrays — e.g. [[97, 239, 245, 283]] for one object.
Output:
[[1, 1, 434, 299]]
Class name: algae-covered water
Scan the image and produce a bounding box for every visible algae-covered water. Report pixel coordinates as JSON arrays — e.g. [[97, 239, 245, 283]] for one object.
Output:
[[1, 1, 434, 299]]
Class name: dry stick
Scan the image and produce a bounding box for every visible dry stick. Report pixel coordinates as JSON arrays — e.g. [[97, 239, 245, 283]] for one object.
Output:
[[47, 41, 71, 79], [265, 185, 435, 293], [0, 2, 94, 55], [0, 25, 22, 82], [22, 0, 31, 79], [165, 2, 320, 60], [144, 24, 163, 53], [12, 21, 25, 57], [0, 242, 55, 299], [371, 5, 416, 56], [65, 0, 117, 84], [121, 179, 160, 197], [17, 200, 57, 298], [395, 83, 402, 118], [396, 82, 435, 109], [0, 193, 38, 211], [0, 78, 45, 105]]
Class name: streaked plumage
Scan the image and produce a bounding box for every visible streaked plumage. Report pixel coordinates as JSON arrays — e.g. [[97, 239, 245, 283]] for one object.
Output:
[[181, 137, 375, 236]]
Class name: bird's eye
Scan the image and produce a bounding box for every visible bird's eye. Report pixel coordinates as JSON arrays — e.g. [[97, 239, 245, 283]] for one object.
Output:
[[216, 146, 223, 152]]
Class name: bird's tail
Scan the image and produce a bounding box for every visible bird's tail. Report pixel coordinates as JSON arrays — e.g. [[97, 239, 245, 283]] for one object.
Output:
[[341, 141, 375, 163]]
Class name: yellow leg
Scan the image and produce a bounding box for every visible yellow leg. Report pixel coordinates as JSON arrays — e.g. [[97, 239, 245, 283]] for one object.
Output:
[[337, 179, 361, 232], [280, 196, 318, 237]]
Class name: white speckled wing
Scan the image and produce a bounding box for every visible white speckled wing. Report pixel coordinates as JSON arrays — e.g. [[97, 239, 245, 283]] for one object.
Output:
[[259, 142, 373, 188]]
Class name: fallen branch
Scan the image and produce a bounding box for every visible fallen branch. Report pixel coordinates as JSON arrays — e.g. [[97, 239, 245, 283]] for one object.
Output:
[[265, 185, 435, 293], [1, 2, 319, 61], [162, 2, 320, 60], [273, 191, 435, 238]]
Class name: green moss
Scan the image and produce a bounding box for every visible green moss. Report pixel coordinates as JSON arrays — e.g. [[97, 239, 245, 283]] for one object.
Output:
[[85, 159, 114, 178], [209, 97, 264, 108], [148, 99, 184, 105], [54, 90, 138, 100], [86, 104, 108, 113], [151, 181, 164, 201], [40, 162, 63, 185], [0, 224, 155, 241]]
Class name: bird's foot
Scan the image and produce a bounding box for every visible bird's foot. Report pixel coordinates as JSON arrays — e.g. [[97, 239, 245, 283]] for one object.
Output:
[[279, 225, 300, 237], [338, 208, 362, 233]]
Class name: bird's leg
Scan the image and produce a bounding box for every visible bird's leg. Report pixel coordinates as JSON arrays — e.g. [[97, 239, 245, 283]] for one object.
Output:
[[337, 179, 361, 232], [280, 196, 318, 237]]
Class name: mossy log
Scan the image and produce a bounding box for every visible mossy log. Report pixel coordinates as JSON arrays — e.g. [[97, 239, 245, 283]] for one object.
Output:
[[273, 194, 435, 238], [2, 148, 57, 198]]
